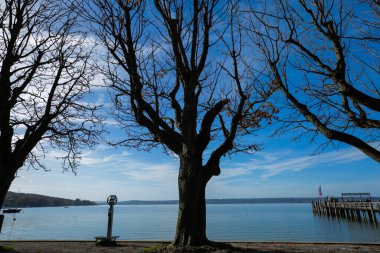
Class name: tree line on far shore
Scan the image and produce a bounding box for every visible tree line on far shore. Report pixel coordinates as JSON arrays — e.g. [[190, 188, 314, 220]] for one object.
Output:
[[3, 191, 96, 208]]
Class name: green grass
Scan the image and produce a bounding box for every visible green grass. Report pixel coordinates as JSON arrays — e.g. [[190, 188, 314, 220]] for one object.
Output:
[[0, 245, 14, 252], [142, 243, 169, 252]]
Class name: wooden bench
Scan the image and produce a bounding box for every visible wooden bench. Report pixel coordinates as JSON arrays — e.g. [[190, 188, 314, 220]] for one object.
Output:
[[94, 236, 119, 244]]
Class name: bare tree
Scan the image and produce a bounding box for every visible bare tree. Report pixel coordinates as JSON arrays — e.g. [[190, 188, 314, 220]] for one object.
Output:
[[0, 0, 103, 210], [85, 0, 276, 246], [244, 0, 380, 161]]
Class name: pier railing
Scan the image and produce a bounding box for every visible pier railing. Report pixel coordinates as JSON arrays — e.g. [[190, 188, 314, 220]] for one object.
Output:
[[311, 200, 380, 224]]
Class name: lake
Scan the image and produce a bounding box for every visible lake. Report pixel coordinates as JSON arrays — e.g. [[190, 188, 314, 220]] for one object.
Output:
[[1, 203, 380, 242]]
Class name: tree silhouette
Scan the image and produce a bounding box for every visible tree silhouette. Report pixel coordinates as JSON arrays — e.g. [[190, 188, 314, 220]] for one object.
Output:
[[244, 0, 380, 162], [0, 0, 103, 209], [86, 0, 276, 246]]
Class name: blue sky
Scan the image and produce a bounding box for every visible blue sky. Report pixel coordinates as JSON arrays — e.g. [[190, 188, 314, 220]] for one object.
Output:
[[7, 1, 380, 202], [9, 118, 380, 201], [9, 83, 379, 202]]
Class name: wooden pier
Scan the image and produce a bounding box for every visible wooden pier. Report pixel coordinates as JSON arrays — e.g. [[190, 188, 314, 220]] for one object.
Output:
[[312, 200, 380, 224]]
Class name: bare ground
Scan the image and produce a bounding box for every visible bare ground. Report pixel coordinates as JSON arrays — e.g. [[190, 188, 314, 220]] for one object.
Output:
[[1, 241, 380, 253]]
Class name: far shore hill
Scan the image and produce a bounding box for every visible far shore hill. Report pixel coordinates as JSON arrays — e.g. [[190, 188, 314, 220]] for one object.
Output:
[[4, 191, 96, 208], [4, 191, 379, 208]]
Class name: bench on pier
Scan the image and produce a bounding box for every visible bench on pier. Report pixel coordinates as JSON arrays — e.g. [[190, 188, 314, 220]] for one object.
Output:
[[341, 192, 371, 202]]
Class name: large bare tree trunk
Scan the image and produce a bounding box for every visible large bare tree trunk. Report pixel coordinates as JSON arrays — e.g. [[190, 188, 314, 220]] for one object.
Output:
[[0, 0, 102, 213], [0, 169, 15, 210], [173, 154, 209, 246], [89, 0, 262, 248]]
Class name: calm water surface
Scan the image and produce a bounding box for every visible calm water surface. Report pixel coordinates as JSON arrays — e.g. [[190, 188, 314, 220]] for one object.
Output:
[[1, 203, 379, 242]]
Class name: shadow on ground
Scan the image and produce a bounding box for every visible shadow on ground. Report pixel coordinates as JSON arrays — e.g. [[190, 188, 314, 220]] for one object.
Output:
[[143, 241, 380, 253], [144, 242, 300, 253]]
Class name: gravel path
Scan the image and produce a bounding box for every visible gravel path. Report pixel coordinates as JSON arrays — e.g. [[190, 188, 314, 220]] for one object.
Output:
[[0, 241, 379, 253]]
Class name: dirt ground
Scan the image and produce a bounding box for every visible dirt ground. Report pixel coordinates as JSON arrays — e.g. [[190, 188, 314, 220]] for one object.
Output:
[[0, 241, 379, 253]]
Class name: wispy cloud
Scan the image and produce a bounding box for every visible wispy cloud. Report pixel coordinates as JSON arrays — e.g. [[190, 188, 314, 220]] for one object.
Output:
[[10, 141, 377, 201], [233, 146, 367, 179], [12, 145, 180, 200], [79, 146, 178, 183]]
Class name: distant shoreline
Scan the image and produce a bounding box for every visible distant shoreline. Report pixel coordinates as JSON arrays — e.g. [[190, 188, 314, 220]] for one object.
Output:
[[4, 191, 96, 208], [6, 191, 380, 207], [104, 197, 380, 205]]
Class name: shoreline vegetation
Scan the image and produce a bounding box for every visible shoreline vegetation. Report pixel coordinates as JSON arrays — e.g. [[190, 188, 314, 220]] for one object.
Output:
[[3, 192, 96, 208], [0, 241, 380, 253]]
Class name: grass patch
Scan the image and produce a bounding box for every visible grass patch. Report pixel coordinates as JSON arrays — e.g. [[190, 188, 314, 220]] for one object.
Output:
[[143, 243, 169, 253], [0, 246, 14, 252], [142, 242, 236, 253]]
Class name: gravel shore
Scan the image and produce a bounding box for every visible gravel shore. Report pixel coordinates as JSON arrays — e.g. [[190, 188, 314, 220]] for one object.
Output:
[[1, 241, 380, 253]]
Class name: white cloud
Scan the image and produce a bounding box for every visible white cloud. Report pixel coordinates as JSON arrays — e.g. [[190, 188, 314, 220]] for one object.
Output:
[[9, 141, 378, 201], [81, 148, 177, 177], [232, 146, 367, 180], [10, 145, 180, 200]]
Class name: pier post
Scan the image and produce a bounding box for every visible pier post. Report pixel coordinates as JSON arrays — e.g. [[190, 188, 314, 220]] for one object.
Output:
[[333, 202, 338, 217], [314, 201, 318, 214], [340, 207, 345, 218], [369, 203, 377, 224], [328, 202, 331, 216], [0, 214, 3, 233], [340, 208, 345, 218], [325, 201, 330, 216], [318, 201, 322, 215], [363, 211, 368, 223], [356, 210, 362, 222], [350, 209, 355, 221]]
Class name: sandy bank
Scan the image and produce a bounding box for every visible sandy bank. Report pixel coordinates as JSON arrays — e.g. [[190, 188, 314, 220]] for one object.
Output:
[[0, 241, 379, 253]]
